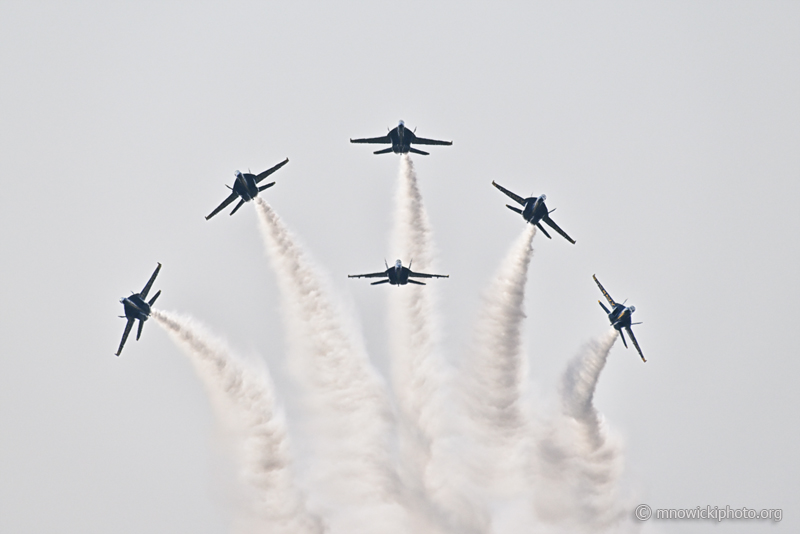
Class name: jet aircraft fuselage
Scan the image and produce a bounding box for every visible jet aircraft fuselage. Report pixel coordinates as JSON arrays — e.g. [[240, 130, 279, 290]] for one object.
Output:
[[121, 294, 152, 322], [232, 171, 260, 202], [606, 302, 635, 331]]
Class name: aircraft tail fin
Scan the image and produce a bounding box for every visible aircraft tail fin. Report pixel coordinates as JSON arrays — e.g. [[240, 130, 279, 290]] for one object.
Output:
[[408, 147, 429, 156], [148, 290, 161, 307], [230, 199, 246, 216], [136, 319, 145, 341], [505, 204, 523, 215], [598, 300, 610, 314], [258, 181, 276, 192], [535, 222, 552, 239], [373, 147, 394, 155]]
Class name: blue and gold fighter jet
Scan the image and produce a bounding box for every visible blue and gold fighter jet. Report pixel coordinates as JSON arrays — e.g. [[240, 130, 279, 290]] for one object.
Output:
[[206, 158, 289, 220], [491, 181, 576, 244], [593, 274, 646, 362], [116, 263, 162, 356], [350, 121, 452, 155], [349, 259, 449, 286]]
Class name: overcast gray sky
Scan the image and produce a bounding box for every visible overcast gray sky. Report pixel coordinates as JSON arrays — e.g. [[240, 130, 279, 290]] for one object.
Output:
[[1, 2, 798, 533]]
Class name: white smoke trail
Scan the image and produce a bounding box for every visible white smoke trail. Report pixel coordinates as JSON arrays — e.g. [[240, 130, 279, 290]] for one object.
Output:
[[533, 329, 630, 532], [388, 156, 488, 534], [460, 224, 537, 496], [254, 198, 412, 534], [151, 309, 323, 534]]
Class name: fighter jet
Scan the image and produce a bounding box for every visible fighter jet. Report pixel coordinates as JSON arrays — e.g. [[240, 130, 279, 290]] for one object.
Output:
[[491, 181, 576, 244], [116, 263, 162, 356], [205, 158, 289, 220], [350, 120, 452, 155], [593, 274, 646, 362], [349, 259, 449, 286]]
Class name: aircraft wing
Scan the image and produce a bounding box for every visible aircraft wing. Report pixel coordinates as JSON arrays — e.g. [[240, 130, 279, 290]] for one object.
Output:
[[140, 263, 162, 299], [348, 271, 389, 279], [542, 216, 576, 244], [116, 317, 135, 356], [625, 326, 646, 362], [491, 181, 526, 206], [206, 192, 239, 220], [350, 135, 391, 144], [412, 136, 452, 146], [255, 158, 289, 184], [408, 270, 449, 279], [593, 275, 616, 307]]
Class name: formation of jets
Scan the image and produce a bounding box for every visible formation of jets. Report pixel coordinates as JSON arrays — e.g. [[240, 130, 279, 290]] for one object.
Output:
[[349, 259, 449, 286], [116, 119, 648, 362]]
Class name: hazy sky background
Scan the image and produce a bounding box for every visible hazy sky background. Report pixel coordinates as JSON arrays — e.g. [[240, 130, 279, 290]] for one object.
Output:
[[1, 2, 798, 533]]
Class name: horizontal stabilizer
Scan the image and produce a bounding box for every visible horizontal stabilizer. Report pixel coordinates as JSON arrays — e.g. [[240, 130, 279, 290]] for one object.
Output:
[[373, 147, 394, 155], [598, 300, 610, 314], [407, 147, 429, 156], [136, 319, 145, 341], [407, 279, 426, 285], [258, 181, 276, 192], [535, 222, 552, 239], [148, 290, 161, 307], [506, 204, 523, 215], [370, 279, 391, 285], [619, 328, 628, 348], [230, 199, 246, 216]]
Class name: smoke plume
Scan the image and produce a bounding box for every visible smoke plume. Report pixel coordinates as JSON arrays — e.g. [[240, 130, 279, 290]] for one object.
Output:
[[388, 156, 488, 533], [151, 309, 323, 534], [459, 224, 537, 495], [533, 329, 629, 532], [254, 197, 413, 534]]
